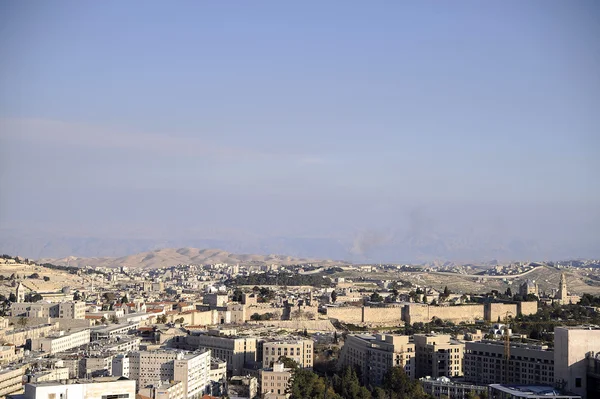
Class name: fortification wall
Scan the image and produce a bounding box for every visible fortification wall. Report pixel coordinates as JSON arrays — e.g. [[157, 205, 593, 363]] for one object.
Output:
[[403, 304, 484, 324], [484, 303, 518, 322], [363, 306, 402, 325], [326, 307, 363, 323], [517, 301, 538, 316]]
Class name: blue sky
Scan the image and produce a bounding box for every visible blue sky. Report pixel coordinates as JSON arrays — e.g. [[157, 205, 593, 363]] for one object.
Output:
[[1, 1, 599, 261]]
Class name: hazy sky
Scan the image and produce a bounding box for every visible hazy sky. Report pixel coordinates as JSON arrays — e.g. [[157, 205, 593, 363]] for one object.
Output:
[[1, 1, 599, 260]]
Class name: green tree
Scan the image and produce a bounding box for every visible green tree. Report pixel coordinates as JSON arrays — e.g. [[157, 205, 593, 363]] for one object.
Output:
[[109, 314, 119, 324], [121, 295, 129, 304], [289, 368, 341, 399], [370, 292, 383, 303], [331, 290, 338, 303], [381, 367, 429, 399], [232, 289, 243, 302], [8, 293, 16, 302]]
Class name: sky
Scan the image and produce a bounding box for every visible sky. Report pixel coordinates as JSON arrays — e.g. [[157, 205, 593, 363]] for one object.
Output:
[[1, 1, 599, 261]]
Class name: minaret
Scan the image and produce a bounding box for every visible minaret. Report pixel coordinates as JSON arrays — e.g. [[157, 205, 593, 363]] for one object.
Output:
[[557, 273, 568, 303]]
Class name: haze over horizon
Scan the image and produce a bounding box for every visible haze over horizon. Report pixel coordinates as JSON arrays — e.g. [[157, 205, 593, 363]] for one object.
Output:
[[1, 1, 599, 262]]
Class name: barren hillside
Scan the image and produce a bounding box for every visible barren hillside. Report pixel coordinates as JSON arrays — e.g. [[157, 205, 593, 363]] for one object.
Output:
[[40, 247, 346, 269]]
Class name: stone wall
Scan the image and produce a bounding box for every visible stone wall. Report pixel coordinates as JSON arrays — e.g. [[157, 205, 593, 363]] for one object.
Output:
[[363, 306, 402, 325], [166, 310, 219, 326], [325, 307, 363, 323], [403, 304, 485, 324], [517, 301, 538, 316], [484, 303, 518, 322]]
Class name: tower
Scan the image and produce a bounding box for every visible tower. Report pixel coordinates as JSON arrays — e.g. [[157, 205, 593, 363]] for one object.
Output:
[[15, 282, 25, 303], [557, 273, 568, 304]]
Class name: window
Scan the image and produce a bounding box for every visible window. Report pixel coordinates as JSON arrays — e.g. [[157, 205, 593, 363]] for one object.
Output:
[[576, 377, 582, 388]]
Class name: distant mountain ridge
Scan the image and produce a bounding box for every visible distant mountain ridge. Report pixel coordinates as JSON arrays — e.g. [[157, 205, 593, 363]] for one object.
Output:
[[40, 247, 347, 269]]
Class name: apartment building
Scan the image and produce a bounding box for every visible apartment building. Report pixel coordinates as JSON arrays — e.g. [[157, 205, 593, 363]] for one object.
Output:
[[0, 366, 26, 398], [259, 362, 292, 399], [30, 328, 91, 354], [338, 334, 415, 385], [12, 378, 136, 399], [177, 331, 256, 375], [262, 339, 313, 368], [464, 340, 554, 386], [0, 346, 19, 365], [0, 323, 58, 347], [414, 334, 464, 378], [112, 349, 212, 398], [11, 301, 85, 319]]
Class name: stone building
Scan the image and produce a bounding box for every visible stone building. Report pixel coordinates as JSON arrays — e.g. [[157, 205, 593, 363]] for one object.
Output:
[[338, 334, 415, 385], [413, 334, 464, 378]]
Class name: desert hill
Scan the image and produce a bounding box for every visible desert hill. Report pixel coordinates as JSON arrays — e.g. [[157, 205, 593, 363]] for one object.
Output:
[[40, 247, 347, 269]]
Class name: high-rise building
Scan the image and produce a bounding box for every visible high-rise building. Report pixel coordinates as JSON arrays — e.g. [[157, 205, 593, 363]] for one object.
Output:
[[464, 340, 554, 385], [112, 349, 212, 398], [338, 334, 415, 385], [413, 334, 464, 378], [174, 331, 256, 375]]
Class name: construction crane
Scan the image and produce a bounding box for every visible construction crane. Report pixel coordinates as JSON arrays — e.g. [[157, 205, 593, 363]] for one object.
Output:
[[504, 311, 514, 384]]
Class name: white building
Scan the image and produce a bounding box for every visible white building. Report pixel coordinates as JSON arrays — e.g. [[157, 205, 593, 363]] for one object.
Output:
[[30, 329, 90, 354], [11, 378, 136, 399], [112, 349, 213, 398], [11, 301, 86, 319]]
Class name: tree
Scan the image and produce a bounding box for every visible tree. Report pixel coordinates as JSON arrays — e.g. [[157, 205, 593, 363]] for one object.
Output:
[[29, 273, 40, 279], [121, 295, 129, 304], [100, 316, 107, 324], [278, 356, 299, 369], [175, 317, 185, 324], [109, 314, 119, 324], [505, 287, 512, 297], [25, 293, 43, 303], [422, 295, 428, 304], [381, 367, 428, 399], [232, 289, 243, 302], [43, 276, 50, 282], [331, 291, 338, 303], [8, 293, 16, 302], [73, 292, 82, 301], [103, 292, 116, 302], [370, 292, 383, 303], [288, 368, 341, 399]]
